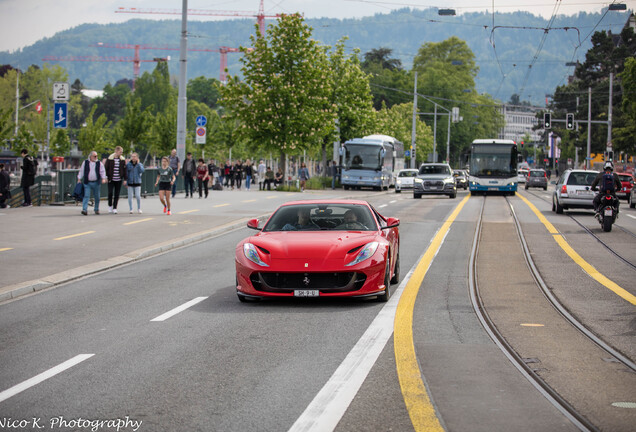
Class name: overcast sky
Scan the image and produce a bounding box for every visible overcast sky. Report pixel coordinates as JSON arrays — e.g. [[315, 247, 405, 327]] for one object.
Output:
[[1, 0, 633, 52]]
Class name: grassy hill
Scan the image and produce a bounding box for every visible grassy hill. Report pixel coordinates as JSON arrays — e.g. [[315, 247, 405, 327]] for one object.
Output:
[[0, 7, 630, 104]]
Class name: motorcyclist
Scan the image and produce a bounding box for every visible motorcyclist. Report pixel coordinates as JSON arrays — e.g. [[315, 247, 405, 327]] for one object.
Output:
[[591, 161, 622, 212]]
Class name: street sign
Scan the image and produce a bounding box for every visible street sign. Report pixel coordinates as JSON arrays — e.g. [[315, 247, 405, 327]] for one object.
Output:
[[53, 82, 69, 101], [196, 115, 207, 127], [196, 126, 206, 144], [54, 103, 67, 129], [404, 150, 410, 157]]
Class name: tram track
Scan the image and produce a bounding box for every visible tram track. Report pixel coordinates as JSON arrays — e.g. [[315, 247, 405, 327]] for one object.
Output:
[[469, 195, 636, 432], [524, 189, 636, 270]]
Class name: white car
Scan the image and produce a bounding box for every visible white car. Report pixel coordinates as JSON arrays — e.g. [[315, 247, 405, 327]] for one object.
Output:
[[394, 169, 419, 193], [517, 168, 529, 184]]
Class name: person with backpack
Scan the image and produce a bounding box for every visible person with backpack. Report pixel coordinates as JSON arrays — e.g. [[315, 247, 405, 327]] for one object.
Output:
[[591, 161, 622, 212], [20, 149, 37, 207], [77, 151, 107, 215]]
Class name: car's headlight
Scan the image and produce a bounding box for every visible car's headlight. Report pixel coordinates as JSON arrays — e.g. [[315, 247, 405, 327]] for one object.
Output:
[[396, 179, 402, 185], [414, 178, 423, 184], [345, 242, 379, 266], [243, 243, 269, 267]]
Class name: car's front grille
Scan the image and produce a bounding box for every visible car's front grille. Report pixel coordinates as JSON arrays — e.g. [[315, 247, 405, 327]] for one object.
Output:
[[250, 272, 367, 293], [422, 180, 445, 189]]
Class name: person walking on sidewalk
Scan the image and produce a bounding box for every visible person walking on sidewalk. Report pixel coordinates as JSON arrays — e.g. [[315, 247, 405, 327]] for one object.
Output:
[[257, 159, 266, 190], [299, 162, 310, 192], [0, 163, 11, 208], [20, 149, 37, 206], [169, 149, 180, 197], [196, 158, 209, 198], [244, 159, 253, 190], [126, 152, 145, 213], [77, 151, 107, 215], [105, 146, 127, 214], [156, 156, 175, 215], [182, 152, 196, 198], [234, 159, 243, 190]]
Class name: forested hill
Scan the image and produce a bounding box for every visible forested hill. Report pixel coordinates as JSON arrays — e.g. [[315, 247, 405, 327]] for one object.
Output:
[[0, 7, 630, 103]]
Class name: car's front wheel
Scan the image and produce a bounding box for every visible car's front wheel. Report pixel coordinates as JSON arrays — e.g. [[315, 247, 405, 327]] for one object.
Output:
[[377, 258, 391, 302], [414, 193, 422, 199], [390, 251, 400, 285]]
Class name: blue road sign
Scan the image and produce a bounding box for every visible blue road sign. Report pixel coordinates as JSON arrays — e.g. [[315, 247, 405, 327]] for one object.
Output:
[[196, 115, 207, 127], [404, 150, 411, 157], [54, 103, 67, 129]]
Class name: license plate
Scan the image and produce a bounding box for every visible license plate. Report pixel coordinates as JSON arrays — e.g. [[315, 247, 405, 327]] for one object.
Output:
[[294, 290, 319, 297], [488, 187, 499, 191], [429, 186, 440, 190], [577, 190, 592, 196], [604, 209, 613, 216]]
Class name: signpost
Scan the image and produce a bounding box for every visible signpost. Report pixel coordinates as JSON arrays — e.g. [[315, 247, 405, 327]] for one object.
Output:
[[53, 82, 69, 101], [53, 103, 67, 129], [195, 115, 207, 144]]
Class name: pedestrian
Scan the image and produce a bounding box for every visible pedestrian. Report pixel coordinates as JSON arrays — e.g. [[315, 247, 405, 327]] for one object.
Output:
[[274, 168, 283, 189], [0, 163, 11, 208], [299, 162, 310, 192], [257, 159, 266, 190], [244, 159, 253, 190], [105, 146, 127, 214], [126, 152, 145, 213], [208, 159, 220, 190], [234, 159, 243, 190], [182, 152, 196, 198], [264, 166, 274, 190], [20, 149, 37, 206], [330, 160, 338, 190], [169, 149, 180, 196], [196, 158, 209, 198], [223, 160, 231, 187], [77, 151, 107, 215], [155, 156, 175, 215]]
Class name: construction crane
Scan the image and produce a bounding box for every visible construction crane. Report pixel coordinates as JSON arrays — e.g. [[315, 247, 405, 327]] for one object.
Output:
[[90, 43, 244, 82], [115, 0, 280, 37], [41, 55, 169, 90]]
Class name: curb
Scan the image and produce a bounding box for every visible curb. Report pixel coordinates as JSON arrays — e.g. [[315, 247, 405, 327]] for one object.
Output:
[[0, 215, 269, 303]]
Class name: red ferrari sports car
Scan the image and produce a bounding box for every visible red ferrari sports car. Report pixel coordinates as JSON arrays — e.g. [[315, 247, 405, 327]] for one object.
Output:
[[235, 200, 400, 302]]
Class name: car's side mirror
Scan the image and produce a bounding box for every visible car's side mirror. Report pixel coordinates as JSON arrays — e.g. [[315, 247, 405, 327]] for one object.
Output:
[[382, 217, 400, 229], [247, 219, 260, 230]]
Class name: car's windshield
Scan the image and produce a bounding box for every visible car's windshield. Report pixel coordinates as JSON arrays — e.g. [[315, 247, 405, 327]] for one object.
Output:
[[399, 171, 418, 178], [419, 165, 450, 175], [619, 174, 632, 182], [262, 204, 377, 232], [530, 171, 544, 177]]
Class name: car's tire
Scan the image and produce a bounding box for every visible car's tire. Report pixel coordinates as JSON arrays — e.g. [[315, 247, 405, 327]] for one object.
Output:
[[390, 251, 400, 285], [555, 198, 564, 214], [525, 185, 528, 190], [552, 197, 556, 212], [630, 193, 635, 209], [544, 186, 548, 191], [414, 193, 422, 199], [449, 192, 456, 199], [377, 257, 391, 302], [395, 189, 401, 194]]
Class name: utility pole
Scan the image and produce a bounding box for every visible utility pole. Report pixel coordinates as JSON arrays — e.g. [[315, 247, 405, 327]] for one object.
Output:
[[176, 0, 188, 163], [607, 72, 613, 156], [14, 70, 20, 135], [433, 104, 437, 163], [410, 72, 417, 168], [587, 87, 591, 169]]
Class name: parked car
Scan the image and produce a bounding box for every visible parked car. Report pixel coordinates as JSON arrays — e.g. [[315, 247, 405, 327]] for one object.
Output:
[[413, 163, 456, 199], [615, 172, 634, 200], [525, 169, 548, 190], [517, 168, 529, 184], [629, 181, 636, 208], [394, 169, 419, 193], [552, 169, 599, 214], [453, 169, 468, 189]]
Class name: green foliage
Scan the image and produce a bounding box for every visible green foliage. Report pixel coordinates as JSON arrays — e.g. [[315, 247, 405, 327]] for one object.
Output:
[[134, 60, 175, 115], [9, 124, 38, 155], [614, 57, 636, 155], [375, 102, 433, 166], [117, 96, 153, 154], [50, 129, 71, 157], [77, 105, 111, 157], [187, 76, 221, 109], [0, 106, 13, 141], [92, 83, 131, 123], [220, 13, 336, 171]]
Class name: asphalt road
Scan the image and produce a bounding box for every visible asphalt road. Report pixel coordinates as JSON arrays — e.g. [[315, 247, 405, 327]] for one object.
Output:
[[1, 189, 635, 431]]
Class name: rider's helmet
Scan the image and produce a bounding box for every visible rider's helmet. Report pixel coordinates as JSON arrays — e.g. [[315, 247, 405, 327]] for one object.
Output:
[[603, 161, 613, 171]]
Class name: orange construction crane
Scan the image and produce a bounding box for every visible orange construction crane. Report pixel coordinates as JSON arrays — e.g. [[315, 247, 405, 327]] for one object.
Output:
[[90, 43, 244, 82], [41, 55, 169, 90], [115, 0, 280, 37]]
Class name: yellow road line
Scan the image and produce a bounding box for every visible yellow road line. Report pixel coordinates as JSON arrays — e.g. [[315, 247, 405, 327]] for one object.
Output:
[[516, 192, 636, 305], [123, 218, 154, 226], [177, 209, 199, 215], [0, 248, 13, 252], [214, 203, 230, 208], [266, 195, 278, 199], [242, 199, 257, 203], [394, 194, 470, 431], [54, 231, 95, 241]]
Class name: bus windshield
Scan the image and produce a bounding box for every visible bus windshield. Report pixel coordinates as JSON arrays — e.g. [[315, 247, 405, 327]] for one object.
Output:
[[344, 144, 382, 171], [470, 144, 516, 177]]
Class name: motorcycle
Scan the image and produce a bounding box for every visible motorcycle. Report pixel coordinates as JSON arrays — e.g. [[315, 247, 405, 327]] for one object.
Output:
[[595, 193, 619, 232]]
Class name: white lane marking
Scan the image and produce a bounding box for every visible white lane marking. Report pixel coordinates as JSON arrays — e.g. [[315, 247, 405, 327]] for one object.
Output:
[[150, 297, 208, 322], [627, 214, 636, 220], [378, 204, 388, 208], [288, 259, 418, 432], [0, 354, 94, 403], [389, 200, 397, 204]]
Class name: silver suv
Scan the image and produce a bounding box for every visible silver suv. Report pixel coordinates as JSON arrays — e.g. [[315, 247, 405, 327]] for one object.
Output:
[[552, 169, 598, 213], [413, 163, 457, 199]]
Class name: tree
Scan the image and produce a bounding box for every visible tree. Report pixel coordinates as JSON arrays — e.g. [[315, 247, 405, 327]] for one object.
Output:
[[0, 107, 13, 142], [361, 48, 411, 110], [220, 13, 335, 175], [362, 48, 402, 71], [134, 60, 175, 115], [92, 83, 131, 123], [9, 124, 38, 156], [187, 76, 221, 109], [614, 57, 636, 158], [50, 129, 71, 157], [116, 96, 152, 155], [77, 105, 111, 157]]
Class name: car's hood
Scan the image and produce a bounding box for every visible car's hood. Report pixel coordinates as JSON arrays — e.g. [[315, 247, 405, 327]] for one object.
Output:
[[249, 231, 379, 259], [417, 175, 451, 181]]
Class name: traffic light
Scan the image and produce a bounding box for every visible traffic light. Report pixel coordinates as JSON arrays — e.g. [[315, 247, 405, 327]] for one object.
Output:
[[544, 113, 551, 129], [566, 113, 574, 130]]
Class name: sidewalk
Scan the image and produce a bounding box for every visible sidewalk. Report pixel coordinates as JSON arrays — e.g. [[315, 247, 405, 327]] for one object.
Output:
[[0, 187, 376, 302]]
